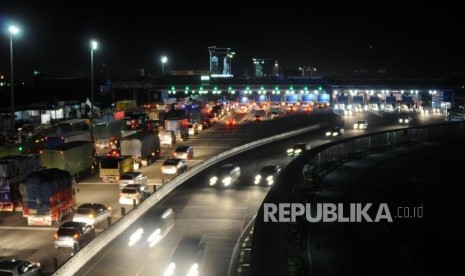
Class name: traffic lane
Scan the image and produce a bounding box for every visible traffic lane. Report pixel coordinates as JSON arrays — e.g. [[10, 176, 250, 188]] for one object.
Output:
[[305, 142, 465, 276], [77, 180, 269, 276]]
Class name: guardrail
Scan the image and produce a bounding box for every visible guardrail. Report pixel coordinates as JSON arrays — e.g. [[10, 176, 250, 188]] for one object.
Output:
[[250, 121, 465, 276], [52, 124, 320, 275]]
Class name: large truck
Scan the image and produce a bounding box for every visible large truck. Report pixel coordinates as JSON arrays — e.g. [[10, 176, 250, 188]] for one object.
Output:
[[158, 130, 176, 148], [93, 120, 125, 156], [164, 118, 189, 141], [45, 130, 91, 148], [40, 141, 94, 180], [0, 154, 41, 211], [20, 168, 76, 226], [99, 156, 132, 183], [120, 131, 161, 169]]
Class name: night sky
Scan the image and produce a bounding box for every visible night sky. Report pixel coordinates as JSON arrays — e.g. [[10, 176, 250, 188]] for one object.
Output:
[[0, 1, 464, 79]]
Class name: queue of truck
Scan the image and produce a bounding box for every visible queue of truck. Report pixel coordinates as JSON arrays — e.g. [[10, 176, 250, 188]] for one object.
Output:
[[0, 100, 214, 228]]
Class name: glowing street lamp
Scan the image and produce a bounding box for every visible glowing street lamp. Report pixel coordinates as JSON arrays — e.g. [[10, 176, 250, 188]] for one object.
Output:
[[8, 25, 20, 123], [161, 56, 168, 77]]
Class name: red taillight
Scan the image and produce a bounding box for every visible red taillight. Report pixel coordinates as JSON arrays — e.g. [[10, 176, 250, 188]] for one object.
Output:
[[73, 233, 80, 240], [54, 233, 58, 240]]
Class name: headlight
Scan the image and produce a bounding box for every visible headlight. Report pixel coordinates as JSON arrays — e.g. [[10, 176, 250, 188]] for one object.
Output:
[[266, 176, 273, 181], [209, 176, 218, 186], [286, 148, 293, 154], [129, 228, 144, 247], [353, 123, 358, 129], [164, 262, 176, 276], [222, 177, 232, 186], [332, 132, 338, 136], [187, 263, 199, 276], [399, 119, 403, 123], [405, 119, 409, 123], [294, 149, 302, 154], [147, 228, 161, 242], [254, 175, 261, 185], [325, 131, 331, 136], [267, 179, 274, 185]]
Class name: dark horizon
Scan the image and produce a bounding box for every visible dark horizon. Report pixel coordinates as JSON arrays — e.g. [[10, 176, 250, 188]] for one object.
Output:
[[1, 1, 464, 80]]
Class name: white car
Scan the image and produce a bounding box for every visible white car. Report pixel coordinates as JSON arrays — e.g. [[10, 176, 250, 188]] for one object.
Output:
[[161, 158, 188, 175], [353, 120, 368, 130], [119, 184, 148, 205], [73, 203, 111, 225]]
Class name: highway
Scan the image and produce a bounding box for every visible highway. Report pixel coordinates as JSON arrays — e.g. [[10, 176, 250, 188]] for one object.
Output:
[[0, 108, 446, 275], [75, 110, 445, 276]]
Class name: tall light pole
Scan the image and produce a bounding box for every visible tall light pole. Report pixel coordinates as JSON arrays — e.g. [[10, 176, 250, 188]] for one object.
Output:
[[90, 40, 98, 139], [8, 25, 19, 125], [90, 40, 98, 117], [161, 56, 167, 77]]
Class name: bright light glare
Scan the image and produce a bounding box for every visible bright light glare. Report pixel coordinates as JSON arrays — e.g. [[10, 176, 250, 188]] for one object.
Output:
[[222, 177, 232, 186], [209, 176, 218, 186], [8, 26, 19, 35], [148, 228, 162, 247], [164, 263, 176, 276], [128, 228, 143, 246], [91, 40, 98, 50], [187, 263, 199, 276], [161, 56, 168, 63]]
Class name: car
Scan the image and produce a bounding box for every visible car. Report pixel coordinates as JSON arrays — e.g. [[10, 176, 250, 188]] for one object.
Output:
[[353, 120, 368, 130], [286, 143, 311, 156], [173, 146, 194, 160], [209, 164, 241, 188], [163, 235, 206, 276], [119, 184, 148, 205], [254, 114, 262, 122], [270, 111, 279, 119], [399, 116, 413, 125], [72, 203, 112, 226], [226, 118, 237, 126], [254, 164, 281, 186], [54, 221, 95, 249], [162, 158, 187, 175], [0, 259, 42, 276], [325, 127, 345, 138], [119, 172, 147, 189], [128, 208, 175, 247]]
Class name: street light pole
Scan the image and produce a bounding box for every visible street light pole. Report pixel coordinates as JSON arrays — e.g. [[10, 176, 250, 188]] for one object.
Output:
[[90, 40, 98, 118], [90, 40, 98, 139], [8, 26, 19, 126]]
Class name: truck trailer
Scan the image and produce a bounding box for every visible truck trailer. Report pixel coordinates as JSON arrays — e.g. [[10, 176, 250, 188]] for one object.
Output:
[[0, 154, 41, 211], [40, 141, 94, 180], [45, 130, 91, 148], [120, 131, 161, 169], [93, 120, 125, 156], [99, 156, 132, 183], [20, 168, 76, 226], [164, 118, 189, 141]]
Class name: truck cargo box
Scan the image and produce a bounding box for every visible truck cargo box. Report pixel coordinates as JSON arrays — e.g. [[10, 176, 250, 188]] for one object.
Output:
[[40, 141, 93, 178]]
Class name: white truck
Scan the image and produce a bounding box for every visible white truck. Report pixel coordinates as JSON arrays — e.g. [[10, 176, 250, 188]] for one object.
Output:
[[120, 131, 161, 169]]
